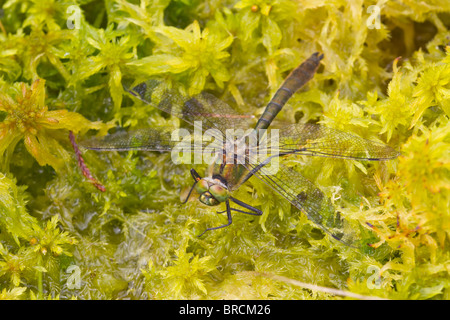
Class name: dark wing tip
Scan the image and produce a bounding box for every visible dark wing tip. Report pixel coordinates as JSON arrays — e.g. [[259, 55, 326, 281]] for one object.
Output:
[[124, 79, 162, 103], [129, 82, 147, 100]]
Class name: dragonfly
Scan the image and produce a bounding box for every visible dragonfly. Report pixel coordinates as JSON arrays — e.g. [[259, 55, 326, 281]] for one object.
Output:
[[81, 52, 400, 247]]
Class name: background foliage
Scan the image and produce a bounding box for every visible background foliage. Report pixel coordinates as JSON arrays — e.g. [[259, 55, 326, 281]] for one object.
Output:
[[0, 0, 449, 300]]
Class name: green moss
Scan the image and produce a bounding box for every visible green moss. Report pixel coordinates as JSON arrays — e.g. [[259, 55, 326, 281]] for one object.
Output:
[[0, 0, 449, 300]]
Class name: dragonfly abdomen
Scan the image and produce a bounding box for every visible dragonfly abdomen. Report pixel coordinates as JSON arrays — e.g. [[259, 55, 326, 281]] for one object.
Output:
[[255, 52, 324, 130]]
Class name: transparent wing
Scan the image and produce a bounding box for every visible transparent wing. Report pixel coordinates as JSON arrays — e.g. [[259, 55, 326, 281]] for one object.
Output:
[[244, 161, 357, 246], [82, 78, 253, 154], [80, 127, 222, 153], [128, 80, 255, 133], [257, 123, 400, 160]]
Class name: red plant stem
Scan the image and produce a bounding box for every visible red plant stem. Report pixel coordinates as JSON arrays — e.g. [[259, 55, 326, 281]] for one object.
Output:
[[69, 131, 106, 192]]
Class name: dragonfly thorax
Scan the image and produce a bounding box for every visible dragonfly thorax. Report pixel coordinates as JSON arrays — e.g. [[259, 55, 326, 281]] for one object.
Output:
[[195, 177, 229, 206]]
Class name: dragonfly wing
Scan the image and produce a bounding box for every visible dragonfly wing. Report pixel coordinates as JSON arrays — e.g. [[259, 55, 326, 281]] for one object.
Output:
[[80, 127, 221, 153], [244, 161, 357, 246], [128, 80, 255, 133], [266, 123, 400, 160], [80, 128, 178, 151]]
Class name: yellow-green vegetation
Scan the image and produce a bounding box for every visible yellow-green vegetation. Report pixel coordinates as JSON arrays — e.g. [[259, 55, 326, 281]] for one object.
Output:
[[0, 0, 449, 300]]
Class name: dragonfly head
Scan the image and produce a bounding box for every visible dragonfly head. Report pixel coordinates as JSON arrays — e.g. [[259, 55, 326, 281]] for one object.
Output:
[[190, 169, 229, 206]]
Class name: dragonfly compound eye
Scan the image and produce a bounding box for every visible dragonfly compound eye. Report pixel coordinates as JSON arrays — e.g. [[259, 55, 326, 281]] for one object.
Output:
[[195, 179, 209, 194], [199, 192, 220, 206], [209, 184, 229, 202]]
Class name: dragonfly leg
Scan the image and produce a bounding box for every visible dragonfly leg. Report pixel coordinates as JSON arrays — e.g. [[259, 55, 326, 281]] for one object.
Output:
[[215, 197, 262, 216], [229, 196, 262, 216], [216, 207, 261, 215], [198, 200, 233, 237], [181, 180, 198, 204], [190, 168, 202, 181], [181, 169, 202, 204]]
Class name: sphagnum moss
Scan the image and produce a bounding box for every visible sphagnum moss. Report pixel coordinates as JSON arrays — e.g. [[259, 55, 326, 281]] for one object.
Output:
[[0, 0, 449, 300]]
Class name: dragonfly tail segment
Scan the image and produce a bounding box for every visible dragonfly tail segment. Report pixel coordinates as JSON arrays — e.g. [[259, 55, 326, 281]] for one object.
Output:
[[255, 52, 324, 130]]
